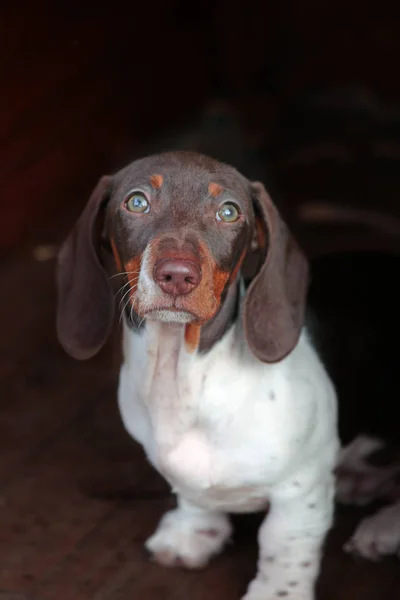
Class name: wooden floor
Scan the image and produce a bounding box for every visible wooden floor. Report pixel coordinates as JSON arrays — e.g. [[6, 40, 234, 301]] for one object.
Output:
[[2, 3, 400, 599]]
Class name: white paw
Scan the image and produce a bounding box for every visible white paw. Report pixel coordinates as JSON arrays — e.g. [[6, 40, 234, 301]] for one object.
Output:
[[344, 502, 400, 561], [335, 436, 397, 506], [145, 508, 231, 569], [242, 577, 312, 600]]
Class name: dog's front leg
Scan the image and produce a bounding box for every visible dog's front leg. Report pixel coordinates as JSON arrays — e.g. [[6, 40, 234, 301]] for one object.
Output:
[[145, 495, 232, 569], [243, 474, 335, 600]]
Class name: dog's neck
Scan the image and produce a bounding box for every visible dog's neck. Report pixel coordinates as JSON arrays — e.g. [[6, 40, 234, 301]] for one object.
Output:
[[123, 280, 240, 449]]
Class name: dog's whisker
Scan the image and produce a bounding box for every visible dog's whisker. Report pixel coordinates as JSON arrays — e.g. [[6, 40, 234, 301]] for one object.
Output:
[[118, 284, 137, 310], [118, 288, 132, 309], [108, 270, 140, 280], [114, 276, 139, 297], [211, 295, 219, 311], [119, 294, 133, 323], [129, 302, 137, 329], [114, 280, 131, 300], [120, 291, 136, 320]]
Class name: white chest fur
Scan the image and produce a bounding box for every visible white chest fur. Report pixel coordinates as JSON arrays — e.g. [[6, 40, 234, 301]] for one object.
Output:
[[118, 318, 338, 512]]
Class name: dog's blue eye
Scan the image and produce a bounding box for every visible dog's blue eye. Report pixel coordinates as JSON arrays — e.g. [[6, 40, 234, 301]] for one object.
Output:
[[217, 203, 240, 223], [125, 192, 150, 213]]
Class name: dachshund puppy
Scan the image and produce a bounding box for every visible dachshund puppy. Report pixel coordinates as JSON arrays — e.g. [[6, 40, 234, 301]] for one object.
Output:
[[57, 152, 339, 599]]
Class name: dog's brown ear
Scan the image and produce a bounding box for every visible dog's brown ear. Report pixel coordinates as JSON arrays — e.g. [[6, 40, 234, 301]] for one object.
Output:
[[243, 182, 309, 363], [56, 176, 114, 360]]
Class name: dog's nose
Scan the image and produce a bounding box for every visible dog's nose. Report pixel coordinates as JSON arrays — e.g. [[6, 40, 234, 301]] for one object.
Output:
[[153, 259, 201, 296]]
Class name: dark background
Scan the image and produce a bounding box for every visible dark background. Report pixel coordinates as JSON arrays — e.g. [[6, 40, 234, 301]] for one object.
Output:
[[1, 0, 400, 255], [0, 2, 400, 599]]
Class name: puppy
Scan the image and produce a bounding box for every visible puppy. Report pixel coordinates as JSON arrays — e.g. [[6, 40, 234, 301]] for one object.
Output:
[[56, 151, 339, 599]]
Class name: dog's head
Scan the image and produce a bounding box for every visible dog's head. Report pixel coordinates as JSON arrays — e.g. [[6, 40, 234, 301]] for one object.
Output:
[[56, 151, 309, 363]]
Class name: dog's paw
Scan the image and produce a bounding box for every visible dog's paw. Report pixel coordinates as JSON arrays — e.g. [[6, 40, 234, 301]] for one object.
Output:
[[344, 502, 400, 561], [242, 577, 312, 600], [335, 436, 397, 506], [145, 508, 231, 569]]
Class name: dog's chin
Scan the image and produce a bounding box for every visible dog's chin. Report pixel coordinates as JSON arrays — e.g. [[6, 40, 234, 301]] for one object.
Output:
[[145, 309, 196, 324]]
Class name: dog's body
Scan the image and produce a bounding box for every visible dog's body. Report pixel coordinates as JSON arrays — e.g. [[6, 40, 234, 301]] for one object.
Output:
[[119, 319, 336, 514], [119, 318, 337, 591], [57, 152, 339, 599]]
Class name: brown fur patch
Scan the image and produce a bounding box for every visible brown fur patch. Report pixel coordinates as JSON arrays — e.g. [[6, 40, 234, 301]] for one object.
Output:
[[110, 237, 122, 272], [150, 174, 163, 189], [213, 267, 230, 303], [208, 182, 223, 197], [185, 323, 201, 353], [125, 255, 142, 303]]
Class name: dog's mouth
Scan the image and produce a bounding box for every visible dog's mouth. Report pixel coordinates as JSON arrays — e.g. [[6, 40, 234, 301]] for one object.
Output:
[[133, 292, 208, 325], [145, 308, 195, 324]]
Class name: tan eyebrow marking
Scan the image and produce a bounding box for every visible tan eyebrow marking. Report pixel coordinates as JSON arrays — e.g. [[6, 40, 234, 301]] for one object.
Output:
[[150, 174, 163, 189], [208, 182, 223, 197]]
